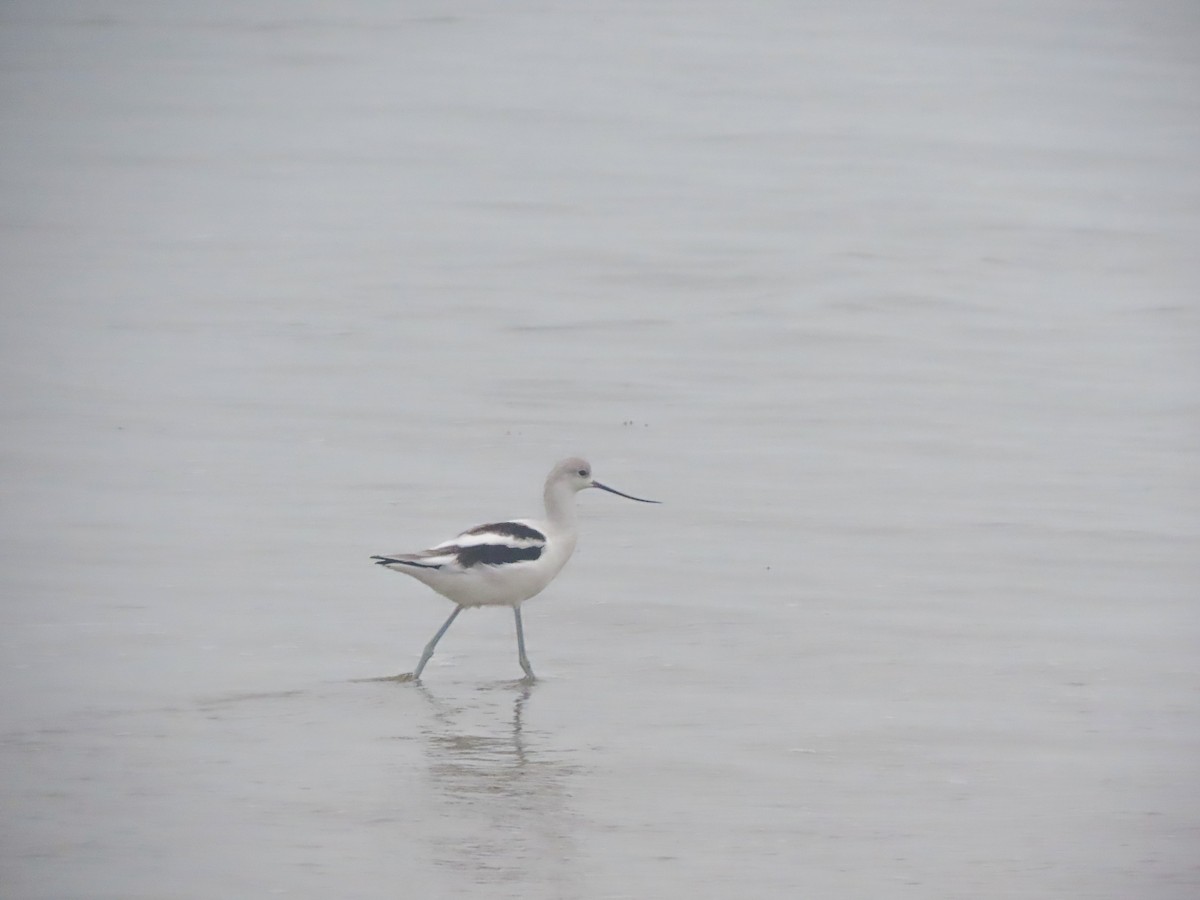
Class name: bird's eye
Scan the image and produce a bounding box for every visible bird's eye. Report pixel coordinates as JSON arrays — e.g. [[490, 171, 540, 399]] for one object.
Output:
[[578, 469, 588, 478]]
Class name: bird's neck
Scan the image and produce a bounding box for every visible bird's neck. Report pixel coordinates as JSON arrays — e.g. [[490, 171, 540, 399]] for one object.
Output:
[[543, 482, 578, 530]]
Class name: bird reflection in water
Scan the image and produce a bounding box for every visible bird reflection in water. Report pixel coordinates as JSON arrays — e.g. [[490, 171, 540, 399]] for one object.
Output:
[[414, 681, 581, 895]]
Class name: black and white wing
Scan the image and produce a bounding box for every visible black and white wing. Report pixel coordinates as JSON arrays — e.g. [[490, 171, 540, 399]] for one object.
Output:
[[372, 520, 547, 573]]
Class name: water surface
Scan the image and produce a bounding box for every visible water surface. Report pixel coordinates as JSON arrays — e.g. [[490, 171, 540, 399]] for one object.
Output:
[[1, 2, 1198, 897]]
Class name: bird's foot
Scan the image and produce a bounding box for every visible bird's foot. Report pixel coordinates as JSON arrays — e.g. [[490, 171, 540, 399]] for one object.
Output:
[[350, 672, 419, 684]]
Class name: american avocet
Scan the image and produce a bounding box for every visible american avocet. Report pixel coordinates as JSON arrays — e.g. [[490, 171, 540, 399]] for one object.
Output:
[[372, 457, 659, 681]]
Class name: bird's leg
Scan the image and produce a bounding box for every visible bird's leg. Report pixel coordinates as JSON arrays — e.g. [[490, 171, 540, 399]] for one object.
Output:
[[513, 605, 535, 681], [411, 605, 463, 680]]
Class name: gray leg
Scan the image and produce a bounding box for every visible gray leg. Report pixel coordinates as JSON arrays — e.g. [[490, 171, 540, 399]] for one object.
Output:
[[411, 605, 463, 680], [514, 605, 535, 680]]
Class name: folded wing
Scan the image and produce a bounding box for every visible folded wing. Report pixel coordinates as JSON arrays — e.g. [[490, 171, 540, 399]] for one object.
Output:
[[373, 520, 547, 572]]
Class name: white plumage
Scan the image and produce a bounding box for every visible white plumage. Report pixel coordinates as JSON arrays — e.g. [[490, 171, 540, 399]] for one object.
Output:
[[372, 457, 658, 681]]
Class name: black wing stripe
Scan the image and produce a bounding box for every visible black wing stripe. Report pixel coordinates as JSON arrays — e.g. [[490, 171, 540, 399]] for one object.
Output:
[[463, 522, 546, 542], [371, 555, 442, 570], [455, 543, 543, 568]]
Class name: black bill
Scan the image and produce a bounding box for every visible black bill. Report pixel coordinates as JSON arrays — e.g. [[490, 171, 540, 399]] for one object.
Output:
[[591, 480, 661, 504]]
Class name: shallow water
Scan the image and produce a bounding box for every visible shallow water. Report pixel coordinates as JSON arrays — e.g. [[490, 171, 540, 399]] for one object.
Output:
[[2, 2, 1198, 897]]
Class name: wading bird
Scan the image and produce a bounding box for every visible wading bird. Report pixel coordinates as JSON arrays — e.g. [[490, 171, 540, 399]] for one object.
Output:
[[372, 457, 659, 680]]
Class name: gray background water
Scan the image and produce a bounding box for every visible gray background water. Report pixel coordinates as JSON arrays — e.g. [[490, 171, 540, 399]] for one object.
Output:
[[2, 2, 1198, 897]]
